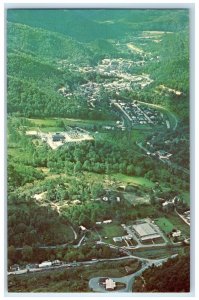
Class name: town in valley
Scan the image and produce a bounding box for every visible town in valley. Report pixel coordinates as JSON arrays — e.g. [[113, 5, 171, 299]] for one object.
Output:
[[7, 9, 190, 293]]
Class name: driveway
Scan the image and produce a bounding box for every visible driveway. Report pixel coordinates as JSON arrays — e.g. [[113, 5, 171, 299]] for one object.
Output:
[[88, 264, 149, 292]]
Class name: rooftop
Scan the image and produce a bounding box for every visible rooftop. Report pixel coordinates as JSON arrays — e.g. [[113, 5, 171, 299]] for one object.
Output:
[[105, 278, 116, 290], [133, 223, 157, 238]]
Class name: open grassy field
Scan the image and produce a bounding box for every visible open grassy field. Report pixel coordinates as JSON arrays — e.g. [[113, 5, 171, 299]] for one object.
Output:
[[123, 192, 150, 205], [96, 222, 125, 244], [155, 214, 190, 237], [133, 245, 186, 260], [155, 217, 174, 234], [112, 173, 155, 188], [167, 213, 190, 237], [27, 117, 115, 128], [83, 172, 154, 188]]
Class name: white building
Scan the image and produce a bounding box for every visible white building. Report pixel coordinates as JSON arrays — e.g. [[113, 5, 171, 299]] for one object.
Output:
[[113, 237, 122, 242], [103, 220, 112, 224], [105, 278, 116, 290], [172, 230, 181, 238]]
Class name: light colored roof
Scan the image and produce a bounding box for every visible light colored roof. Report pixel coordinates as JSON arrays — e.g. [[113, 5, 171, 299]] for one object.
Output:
[[113, 237, 122, 242], [80, 225, 86, 231], [141, 233, 160, 241], [105, 278, 116, 290], [172, 230, 181, 237], [133, 223, 157, 237], [26, 130, 38, 136]]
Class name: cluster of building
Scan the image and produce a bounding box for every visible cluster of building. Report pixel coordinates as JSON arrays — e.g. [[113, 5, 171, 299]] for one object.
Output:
[[161, 196, 180, 212], [157, 84, 182, 96], [112, 100, 166, 127], [38, 260, 61, 268], [58, 56, 153, 110], [26, 127, 93, 150], [111, 219, 165, 246], [154, 150, 172, 160], [9, 260, 62, 275], [96, 219, 112, 225]]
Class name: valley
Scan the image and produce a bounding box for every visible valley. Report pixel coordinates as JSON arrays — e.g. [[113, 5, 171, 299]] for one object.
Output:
[[7, 9, 190, 293]]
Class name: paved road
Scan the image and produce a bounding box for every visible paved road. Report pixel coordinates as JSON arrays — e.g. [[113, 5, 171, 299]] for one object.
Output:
[[89, 256, 173, 292], [8, 253, 170, 276], [136, 100, 178, 130], [88, 264, 149, 292], [70, 225, 78, 240], [74, 235, 86, 248], [175, 209, 190, 226], [136, 141, 189, 176]]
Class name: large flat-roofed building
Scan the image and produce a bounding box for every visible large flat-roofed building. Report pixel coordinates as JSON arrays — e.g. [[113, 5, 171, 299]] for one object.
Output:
[[133, 222, 160, 241]]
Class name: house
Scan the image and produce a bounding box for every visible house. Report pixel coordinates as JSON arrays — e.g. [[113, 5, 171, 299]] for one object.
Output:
[[162, 201, 174, 212], [103, 220, 112, 224], [172, 196, 180, 204], [102, 196, 109, 202], [10, 264, 20, 272], [96, 221, 102, 225], [26, 130, 38, 137], [105, 278, 116, 290], [80, 225, 87, 231], [113, 237, 122, 243], [156, 150, 172, 159], [172, 230, 181, 238], [123, 234, 132, 240]]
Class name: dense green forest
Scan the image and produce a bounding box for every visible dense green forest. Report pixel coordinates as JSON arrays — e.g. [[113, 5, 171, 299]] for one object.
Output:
[[133, 255, 190, 292], [7, 9, 189, 121], [7, 9, 188, 41]]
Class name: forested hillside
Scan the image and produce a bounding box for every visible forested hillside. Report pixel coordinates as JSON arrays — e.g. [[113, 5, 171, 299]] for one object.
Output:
[[7, 9, 189, 122], [133, 255, 190, 292], [7, 9, 188, 41], [7, 9, 190, 293]]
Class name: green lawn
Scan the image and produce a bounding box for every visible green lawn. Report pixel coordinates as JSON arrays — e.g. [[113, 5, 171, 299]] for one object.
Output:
[[28, 118, 59, 127], [97, 222, 125, 243], [27, 117, 115, 128], [83, 172, 154, 188], [112, 173, 155, 188], [155, 215, 190, 238], [155, 217, 174, 234], [166, 213, 190, 237]]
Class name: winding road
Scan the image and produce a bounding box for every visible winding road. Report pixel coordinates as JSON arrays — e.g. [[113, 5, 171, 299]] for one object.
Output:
[[88, 255, 176, 292]]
